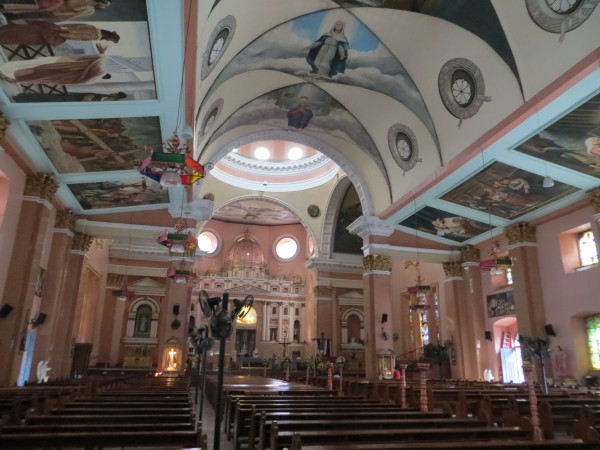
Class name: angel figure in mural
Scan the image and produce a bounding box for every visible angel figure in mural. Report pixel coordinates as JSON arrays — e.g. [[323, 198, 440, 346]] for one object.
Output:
[[303, 21, 349, 78]]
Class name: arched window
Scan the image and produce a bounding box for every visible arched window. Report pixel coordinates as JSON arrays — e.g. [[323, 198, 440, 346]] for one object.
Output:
[[293, 319, 301, 342], [347, 314, 361, 343], [134, 304, 152, 336], [586, 315, 600, 370]]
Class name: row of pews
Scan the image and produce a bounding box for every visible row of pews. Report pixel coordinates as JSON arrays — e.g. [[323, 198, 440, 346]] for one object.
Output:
[[224, 376, 600, 450], [0, 375, 208, 449]]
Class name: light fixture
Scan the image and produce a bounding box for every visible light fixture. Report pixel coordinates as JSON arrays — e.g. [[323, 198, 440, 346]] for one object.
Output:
[[180, 125, 194, 140], [158, 218, 198, 257], [480, 241, 513, 272], [542, 175, 555, 188], [139, 133, 205, 189], [167, 261, 198, 284]]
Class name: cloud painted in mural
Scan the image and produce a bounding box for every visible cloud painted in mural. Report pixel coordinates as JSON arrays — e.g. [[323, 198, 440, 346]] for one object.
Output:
[[209, 83, 383, 169], [68, 178, 168, 210], [203, 9, 437, 145]]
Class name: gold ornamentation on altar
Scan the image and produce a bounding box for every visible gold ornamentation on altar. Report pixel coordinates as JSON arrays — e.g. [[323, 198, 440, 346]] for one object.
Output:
[[506, 222, 536, 245], [442, 261, 463, 278], [24, 174, 58, 200], [313, 286, 332, 297], [0, 112, 10, 140], [55, 209, 76, 231], [363, 254, 392, 272], [107, 273, 124, 287], [460, 245, 480, 263], [587, 188, 600, 214], [72, 232, 94, 252]]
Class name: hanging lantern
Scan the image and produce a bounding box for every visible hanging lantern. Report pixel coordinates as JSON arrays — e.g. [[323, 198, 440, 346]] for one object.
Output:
[[157, 218, 198, 257]]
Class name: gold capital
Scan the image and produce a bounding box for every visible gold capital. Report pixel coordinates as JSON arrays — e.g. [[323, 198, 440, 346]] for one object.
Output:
[[506, 222, 536, 245], [587, 188, 600, 214], [313, 286, 332, 297], [107, 273, 124, 287], [0, 112, 10, 140], [460, 245, 480, 263], [24, 173, 58, 201], [55, 209, 77, 231], [72, 232, 93, 252], [362, 254, 392, 272], [442, 261, 463, 278]]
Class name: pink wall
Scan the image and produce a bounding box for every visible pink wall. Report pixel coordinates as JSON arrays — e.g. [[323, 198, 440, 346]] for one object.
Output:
[[0, 150, 25, 303], [536, 204, 600, 381]]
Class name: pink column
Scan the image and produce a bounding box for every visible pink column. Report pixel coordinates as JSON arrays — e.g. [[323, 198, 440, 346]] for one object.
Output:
[[0, 174, 57, 386], [158, 278, 191, 373], [441, 262, 466, 379]]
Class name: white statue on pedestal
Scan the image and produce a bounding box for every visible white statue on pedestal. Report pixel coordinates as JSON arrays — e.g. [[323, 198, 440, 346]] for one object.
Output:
[[36, 360, 51, 383]]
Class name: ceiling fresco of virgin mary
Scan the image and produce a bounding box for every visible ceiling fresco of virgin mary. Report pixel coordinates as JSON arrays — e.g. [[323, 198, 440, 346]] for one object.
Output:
[[201, 9, 440, 152]]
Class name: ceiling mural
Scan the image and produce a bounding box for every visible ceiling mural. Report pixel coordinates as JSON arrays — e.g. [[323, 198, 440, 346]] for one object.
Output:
[[331, 0, 519, 82], [514, 92, 600, 179], [208, 83, 386, 174], [398, 205, 493, 243], [201, 9, 439, 152], [0, 0, 156, 103], [441, 161, 579, 220], [28, 117, 162, 173], [213, 199, 300, 225], [68, 178, 168, 211]]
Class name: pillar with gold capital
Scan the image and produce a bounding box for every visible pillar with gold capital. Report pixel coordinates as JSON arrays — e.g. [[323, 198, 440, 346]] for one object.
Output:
[[441, 260, 466, 379], [0, 173, 57, 387], [158, 278, 191, 374], [506, 223, 547, 339], [33, 210, 77, 378], [362, 254, 393, 379], [54, 231, 94, 378]]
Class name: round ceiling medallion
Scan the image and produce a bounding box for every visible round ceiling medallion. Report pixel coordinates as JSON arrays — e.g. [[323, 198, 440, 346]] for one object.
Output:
[[526, 0, 597, 39], [387, 124, 420, 173], [307, 204, 320, 218], [201, 15, 236, 80], [439, 58, 488, 126]]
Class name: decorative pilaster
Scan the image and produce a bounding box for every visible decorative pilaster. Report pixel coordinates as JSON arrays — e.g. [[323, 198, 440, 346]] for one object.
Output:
[[0, 112, 10, 140], [362, 255, 392, 272], [460, 245, 480, 263], [106, 273, 124, 288], [313, 286, 333, 297], [24, 174, 58, 201], [72, 233, 94, 253], [506, 222, 537, 246], [442, 261, 463, 280]]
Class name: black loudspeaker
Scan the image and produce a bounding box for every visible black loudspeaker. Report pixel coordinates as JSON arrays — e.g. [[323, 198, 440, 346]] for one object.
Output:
[[173, 304, 180, 315], [0, 303, 14, 318], [381, 313, 388, 324], [485, 331, 492, 341], [31, 313, 47, 327], [544, 324, 556, 337]]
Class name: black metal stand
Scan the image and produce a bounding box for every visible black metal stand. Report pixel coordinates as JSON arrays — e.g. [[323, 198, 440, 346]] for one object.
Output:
[[213, 295, 229, 450], [198, 350, 207, 419]]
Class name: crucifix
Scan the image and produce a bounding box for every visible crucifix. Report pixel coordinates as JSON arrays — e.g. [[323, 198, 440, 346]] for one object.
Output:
[[277, 337, 290, 358]]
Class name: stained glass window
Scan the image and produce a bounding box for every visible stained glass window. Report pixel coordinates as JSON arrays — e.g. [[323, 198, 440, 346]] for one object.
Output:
[[586, 315, 600, 370], [506, 268, 513, 285], [578, 231, 598, 266]]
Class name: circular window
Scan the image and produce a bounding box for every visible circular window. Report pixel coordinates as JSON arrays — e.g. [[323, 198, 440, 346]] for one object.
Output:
[[439, 58, 487, 124], [208, 28, 229, 65], [288, 146, 303, 160], [198, 230, 219, 255], [387, 124, 420, 172], [526, 0, 596, 36], [254, 146, 270, 160], [274, 236, 299, 261], [201, 15, 236, 80]]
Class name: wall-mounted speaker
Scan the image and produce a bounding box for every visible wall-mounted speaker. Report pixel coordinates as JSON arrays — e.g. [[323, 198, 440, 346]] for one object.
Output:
[[0, 303, 14, 318], [381, 313, 388, 324], [544, 324, 556, 337], [485, 331, 492, 341], [173, 304, 180, 315], [31, 313, 47, 327]]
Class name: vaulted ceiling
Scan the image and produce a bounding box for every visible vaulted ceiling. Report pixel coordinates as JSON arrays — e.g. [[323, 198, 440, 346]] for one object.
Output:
[[1, 0, 599, 261]]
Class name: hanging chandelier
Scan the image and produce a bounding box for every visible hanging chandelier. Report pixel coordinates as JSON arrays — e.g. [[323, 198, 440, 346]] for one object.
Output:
[[480, 241, 513, 273], [139, 133, 205, 189], [158, 218, 198, 256], [167, 261, 198, 284], [405, 261, 432, 306]]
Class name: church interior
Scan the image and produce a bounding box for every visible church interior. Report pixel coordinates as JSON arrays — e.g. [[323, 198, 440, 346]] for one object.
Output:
[[0, 0, 600, 448]]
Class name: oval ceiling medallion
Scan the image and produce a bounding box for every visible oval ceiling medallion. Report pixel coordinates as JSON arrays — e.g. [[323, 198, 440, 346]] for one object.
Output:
[[526, 0, 598, 42], [201, 15, 236, 80], [438, 58, 490, 127], [387, 124, 421, 173], [200, 98, 224, 138]]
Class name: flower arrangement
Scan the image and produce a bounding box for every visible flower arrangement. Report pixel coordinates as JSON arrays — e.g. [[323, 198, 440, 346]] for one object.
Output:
[[335, 356, 346, 366]]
